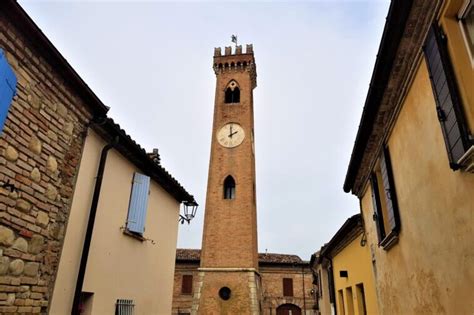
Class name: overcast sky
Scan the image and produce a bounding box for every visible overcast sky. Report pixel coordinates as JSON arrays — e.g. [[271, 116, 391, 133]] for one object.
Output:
[[19, 0, 390, 261]]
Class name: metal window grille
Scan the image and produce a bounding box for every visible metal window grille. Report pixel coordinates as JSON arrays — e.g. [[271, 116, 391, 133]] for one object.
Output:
[[116, 299, 134, 315]]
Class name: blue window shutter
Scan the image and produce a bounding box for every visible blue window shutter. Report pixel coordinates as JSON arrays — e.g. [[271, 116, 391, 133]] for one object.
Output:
[[126, 172, 150, 235], [0, 49, 17, 133]]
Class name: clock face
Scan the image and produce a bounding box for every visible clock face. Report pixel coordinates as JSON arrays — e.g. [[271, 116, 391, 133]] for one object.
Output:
[[217, 123, 245, 148]]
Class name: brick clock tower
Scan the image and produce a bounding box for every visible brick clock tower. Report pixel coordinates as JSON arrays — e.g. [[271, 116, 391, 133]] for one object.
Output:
[[192, 44, 260, 314]]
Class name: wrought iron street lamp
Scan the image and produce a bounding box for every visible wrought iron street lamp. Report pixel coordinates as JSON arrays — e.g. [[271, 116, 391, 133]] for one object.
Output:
[[179, 200, 198, 224]]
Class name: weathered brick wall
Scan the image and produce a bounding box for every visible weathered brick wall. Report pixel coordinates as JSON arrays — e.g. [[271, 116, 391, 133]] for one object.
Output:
[[0, 11, 93, 313], [172, 263, 199, 314], [172, 262, 318, 315], [260, 266, 317, 315]]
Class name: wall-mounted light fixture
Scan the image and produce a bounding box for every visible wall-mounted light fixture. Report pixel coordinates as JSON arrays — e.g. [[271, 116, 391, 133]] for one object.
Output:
[[179, 200, 198, 224]]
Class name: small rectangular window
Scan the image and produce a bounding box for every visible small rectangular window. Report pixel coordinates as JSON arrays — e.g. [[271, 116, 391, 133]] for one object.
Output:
[[283, 278, 293, 297], [338, 289, 345, 315], [181, 275, 193, 295], [356, 283, 367, 315], [115, 299, 134, 315], [370, 146, 401, 250], [345, 287, 355, 315], [126, 172, 151, 235], [0, 49, 17, 133]]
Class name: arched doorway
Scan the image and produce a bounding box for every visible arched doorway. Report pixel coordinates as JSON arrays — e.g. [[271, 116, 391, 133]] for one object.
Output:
[[276, 303, 302, 315]]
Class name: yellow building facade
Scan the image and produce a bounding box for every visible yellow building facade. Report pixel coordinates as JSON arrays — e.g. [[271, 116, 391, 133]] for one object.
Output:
[[312, 215, 378, 315], [344, 1, 474, 314]]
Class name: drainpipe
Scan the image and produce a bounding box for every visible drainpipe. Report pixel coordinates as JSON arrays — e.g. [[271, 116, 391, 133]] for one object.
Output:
[[72, 135, 119, 315]]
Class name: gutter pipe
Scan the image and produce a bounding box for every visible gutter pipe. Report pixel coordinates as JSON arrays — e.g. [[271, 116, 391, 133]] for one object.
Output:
[[72, 135, 119, 314]]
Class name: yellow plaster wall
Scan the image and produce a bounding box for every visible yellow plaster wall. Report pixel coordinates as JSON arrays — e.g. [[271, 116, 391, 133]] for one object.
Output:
[[332, 234, 378, 315], [50, 131, 181, 315], [361, 59, 474, 314]]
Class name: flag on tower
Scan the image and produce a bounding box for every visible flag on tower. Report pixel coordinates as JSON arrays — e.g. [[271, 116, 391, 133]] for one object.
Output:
[[231, 35, 238, 45]]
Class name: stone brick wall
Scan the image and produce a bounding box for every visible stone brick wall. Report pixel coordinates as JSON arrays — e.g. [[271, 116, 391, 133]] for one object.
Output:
[[172, 262, 317, 315], [260, 266, 317, 315], [0, 10, 94, 313], [172, 262, 199, 315]]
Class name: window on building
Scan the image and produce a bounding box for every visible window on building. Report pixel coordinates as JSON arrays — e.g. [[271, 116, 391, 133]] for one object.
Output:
[[224, 80, 240, 103], [223, 175, 236, 199], [282, 278, 293, 297], [345, 287, 355, 315], [116, 299, 134, 315], [459, 0, 474, 61], [423, 24, 471, 169], [337, 289, 345, 315], [370, 146, 401, 250], [0, 49, 17, 134], [126, 172, 151, 236], [356, 283, 367, 315], [181, 275, 193, 295]]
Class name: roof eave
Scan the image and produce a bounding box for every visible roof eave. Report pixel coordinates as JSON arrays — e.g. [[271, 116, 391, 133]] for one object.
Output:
[[320, 214, 362, 259], [343, 1, 413, 194], [92, 118, 196, 204]]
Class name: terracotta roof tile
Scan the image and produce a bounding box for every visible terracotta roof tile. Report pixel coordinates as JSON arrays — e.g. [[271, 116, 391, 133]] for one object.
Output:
[[176, 248, 201, 261], [176, 249, 305, 265], [258, 252, 304, 264]]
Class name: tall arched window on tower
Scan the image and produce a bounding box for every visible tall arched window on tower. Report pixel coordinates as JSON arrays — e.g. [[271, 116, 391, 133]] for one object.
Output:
[[223, 176, 236, 199], [224, 81, 240, 104]]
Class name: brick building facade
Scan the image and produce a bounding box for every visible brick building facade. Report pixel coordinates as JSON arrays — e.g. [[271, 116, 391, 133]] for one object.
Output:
[[172, 249, 316, 315], [0, 1, 106, 312]]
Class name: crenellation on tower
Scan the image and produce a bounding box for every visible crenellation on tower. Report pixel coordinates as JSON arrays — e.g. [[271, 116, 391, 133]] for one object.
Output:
[[246, 44, 253, 54], [213, 43, 257, 88], [214, 44, 253, 56]]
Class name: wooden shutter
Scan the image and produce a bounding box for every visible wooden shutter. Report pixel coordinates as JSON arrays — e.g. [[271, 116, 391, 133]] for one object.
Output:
[[370, 173, 385, 244], [423, 25, 470, 168], [283, 278, 293, 297], [380, 147, 401, 234], [126, 172, 151, 235], [0, 49, 17, 132], [181, 275, 193, 294]]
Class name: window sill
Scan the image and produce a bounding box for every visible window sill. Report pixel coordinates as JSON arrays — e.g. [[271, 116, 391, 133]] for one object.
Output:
[[380, 230, 399, 251], [122, 229, 146, 242], [457, 145, 474, 173]]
